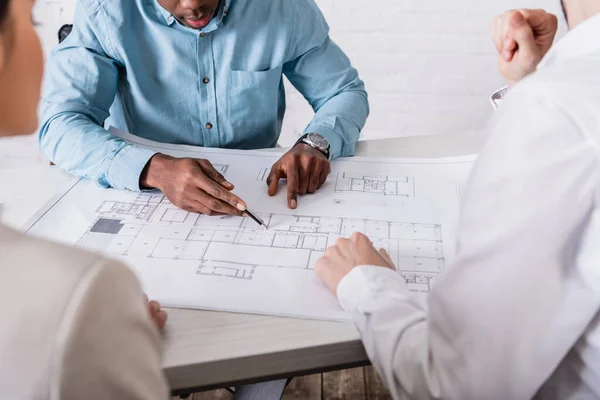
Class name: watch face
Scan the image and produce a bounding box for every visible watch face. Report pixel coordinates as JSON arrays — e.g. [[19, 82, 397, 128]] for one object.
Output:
[[307, 133, 329, 150]]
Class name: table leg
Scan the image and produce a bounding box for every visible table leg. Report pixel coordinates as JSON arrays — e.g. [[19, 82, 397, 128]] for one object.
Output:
[[233, 379, 290, 400]]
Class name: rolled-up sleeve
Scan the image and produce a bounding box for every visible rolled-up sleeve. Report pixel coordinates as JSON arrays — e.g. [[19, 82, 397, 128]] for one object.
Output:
[[38, 0, 156, 191], [283, 0, 369, 159]]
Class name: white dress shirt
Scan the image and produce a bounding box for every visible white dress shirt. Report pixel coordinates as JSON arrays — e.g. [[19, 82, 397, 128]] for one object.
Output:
[[0, 225, 169, 399], [338, 13, 600, 400]]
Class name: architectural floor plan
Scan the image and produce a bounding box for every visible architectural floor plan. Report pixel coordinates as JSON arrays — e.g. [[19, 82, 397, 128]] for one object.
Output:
[[256, 168, 270, 182], [23, 129, 475, 321], [78, 194, 444, 292], [335, 172, 416, 197]]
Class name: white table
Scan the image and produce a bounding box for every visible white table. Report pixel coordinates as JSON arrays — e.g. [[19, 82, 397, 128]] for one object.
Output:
[[0, 131, 481, 393]]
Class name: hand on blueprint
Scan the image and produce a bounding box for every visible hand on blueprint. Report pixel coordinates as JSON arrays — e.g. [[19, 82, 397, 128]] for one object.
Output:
[[144, 294, 168, 331], [491, 9, 557, 86], [140, 154, 247, 216], [315, 233, 396, 295], [267, 143, 331, 209]]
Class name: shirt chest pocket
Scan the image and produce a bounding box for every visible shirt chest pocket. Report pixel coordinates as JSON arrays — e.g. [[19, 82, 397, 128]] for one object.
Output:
[[227, 68, 283, 130]]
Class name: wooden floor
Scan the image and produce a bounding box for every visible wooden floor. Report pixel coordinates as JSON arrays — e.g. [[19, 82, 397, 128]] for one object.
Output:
[[171, 366, 391, 400]]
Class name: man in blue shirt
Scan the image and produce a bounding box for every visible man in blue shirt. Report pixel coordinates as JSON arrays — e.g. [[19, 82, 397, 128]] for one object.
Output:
[[39, 0, 369, 216]]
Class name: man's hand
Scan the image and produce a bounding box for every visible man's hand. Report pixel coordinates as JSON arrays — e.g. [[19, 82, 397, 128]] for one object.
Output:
[[491, 9, 558, 85], [267, 143, 331, 209], [315, 232, 396, 295], [143, 294, 168, 331], [140, 154, 246, 216]]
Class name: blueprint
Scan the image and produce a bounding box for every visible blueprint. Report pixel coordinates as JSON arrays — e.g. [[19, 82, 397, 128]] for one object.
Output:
[[24, 128, 475, 321]]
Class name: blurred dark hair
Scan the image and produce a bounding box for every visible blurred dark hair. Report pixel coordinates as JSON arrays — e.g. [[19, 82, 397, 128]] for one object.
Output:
[[0, 0, 10, 29]]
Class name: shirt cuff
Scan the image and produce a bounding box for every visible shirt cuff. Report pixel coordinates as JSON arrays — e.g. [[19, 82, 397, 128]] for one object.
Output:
[[303, 124, 355, 160], [106, 145, 157, 192], [337, 266, 409, 315]]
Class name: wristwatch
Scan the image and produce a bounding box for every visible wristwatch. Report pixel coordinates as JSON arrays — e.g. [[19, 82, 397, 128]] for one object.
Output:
[[296, 133, 331, 159], [490, 86, 508, 110]]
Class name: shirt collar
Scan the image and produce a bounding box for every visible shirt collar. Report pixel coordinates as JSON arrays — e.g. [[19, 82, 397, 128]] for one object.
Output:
[[155, 0, 231, 30], [538, 13, 600, 70], [156, 2, 176, 26]]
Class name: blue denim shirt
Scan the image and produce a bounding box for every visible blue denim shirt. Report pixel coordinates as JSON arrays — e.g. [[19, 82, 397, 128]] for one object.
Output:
[[39, 0, 369, 191]]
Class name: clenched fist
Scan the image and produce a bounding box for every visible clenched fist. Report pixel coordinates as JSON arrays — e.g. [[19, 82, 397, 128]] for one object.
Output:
[[491, 9, 558, 85]]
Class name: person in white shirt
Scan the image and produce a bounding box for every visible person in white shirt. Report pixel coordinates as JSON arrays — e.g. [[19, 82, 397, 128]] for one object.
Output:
[[316, 1, 600, 399], [0, 0, 170, 398]]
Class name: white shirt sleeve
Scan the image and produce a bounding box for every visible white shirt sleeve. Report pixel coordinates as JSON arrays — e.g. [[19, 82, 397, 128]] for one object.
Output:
[[337, 83, 600, 399], [54, 258, 170, 400]]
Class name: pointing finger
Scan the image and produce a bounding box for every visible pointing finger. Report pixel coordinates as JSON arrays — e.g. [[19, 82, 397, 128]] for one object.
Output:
[[267, 166, 283, 197], [286, 163, 299, 209]]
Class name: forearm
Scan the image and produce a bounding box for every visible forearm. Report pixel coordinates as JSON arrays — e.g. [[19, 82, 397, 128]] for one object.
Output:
[[306, 89, 369, 159], [39, 109, 155, 191], [37, 0, 153, 190], [339, 263, 561, 400], [338, 267, 448, 400], [285, 25, 370, 160]]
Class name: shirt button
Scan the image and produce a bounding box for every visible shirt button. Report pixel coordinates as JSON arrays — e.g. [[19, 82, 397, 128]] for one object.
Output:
[[203, 77, 210, 84], [206, 123, 213, 129], [200, 33, 206, 37]]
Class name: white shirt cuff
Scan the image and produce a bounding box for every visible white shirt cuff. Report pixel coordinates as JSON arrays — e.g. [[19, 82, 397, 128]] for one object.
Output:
[[337, 266, 410, 315]]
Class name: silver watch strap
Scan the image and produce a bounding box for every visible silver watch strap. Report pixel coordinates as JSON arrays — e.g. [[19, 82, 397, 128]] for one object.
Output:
[[297, 134, 330, 159], [490, 86, 508, 110]]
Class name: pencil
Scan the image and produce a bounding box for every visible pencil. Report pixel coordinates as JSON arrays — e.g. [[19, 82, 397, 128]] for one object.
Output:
[[245, 209, 268, 229]]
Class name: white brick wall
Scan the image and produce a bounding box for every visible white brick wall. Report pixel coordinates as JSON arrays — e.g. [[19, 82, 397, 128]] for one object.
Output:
[[32, 0, 565, 146]]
